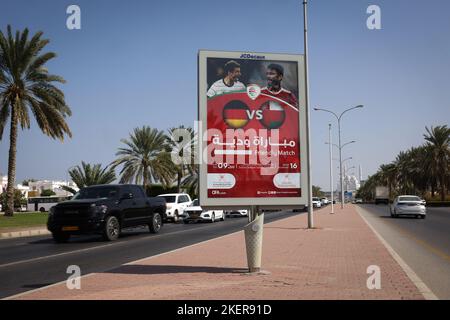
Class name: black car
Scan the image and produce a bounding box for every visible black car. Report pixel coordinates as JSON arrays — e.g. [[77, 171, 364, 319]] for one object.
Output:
[[47, 184, 166, 242]]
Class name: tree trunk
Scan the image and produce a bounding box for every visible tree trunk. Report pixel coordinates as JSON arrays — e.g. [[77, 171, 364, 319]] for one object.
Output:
[[143, 166, 148, 195], [440, 176, 446, 202], [177, 168, 182, 193], [5, 102, 18, 217]]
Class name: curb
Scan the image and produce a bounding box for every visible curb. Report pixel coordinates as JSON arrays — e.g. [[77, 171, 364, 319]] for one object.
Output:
[[0, 229, 50, 240]]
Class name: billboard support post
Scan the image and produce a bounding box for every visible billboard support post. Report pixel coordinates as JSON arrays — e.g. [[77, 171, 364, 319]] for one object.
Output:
[[303, 0, 314, 228], [244, 205, 264, 273]]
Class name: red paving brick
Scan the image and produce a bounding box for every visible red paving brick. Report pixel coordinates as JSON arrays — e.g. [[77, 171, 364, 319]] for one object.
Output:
[[12, 204, 424, 300]]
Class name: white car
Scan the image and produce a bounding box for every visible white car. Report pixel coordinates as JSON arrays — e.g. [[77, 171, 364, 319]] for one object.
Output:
[[390, 195, 426, 219], [157, 193, 192, 222], [181, 199, 224, 223], [312, 197, 322, 208], [320, 197, 329, 205], [224, 209, 248, 217]]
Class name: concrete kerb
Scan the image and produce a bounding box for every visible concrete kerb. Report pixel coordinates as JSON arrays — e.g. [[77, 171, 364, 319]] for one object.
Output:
[[0, 228, 50, 239]]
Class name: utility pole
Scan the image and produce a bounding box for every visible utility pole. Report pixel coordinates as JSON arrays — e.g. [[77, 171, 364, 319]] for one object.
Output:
[[303, 0, 313, 228], [328, 124, 334, 214]]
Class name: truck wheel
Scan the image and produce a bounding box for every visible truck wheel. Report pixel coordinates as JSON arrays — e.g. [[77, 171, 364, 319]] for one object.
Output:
[[149, 213, 162, 234], [102, 216, 120, 241], [173, 210, 179, 223], [52, 232, 70, 243]]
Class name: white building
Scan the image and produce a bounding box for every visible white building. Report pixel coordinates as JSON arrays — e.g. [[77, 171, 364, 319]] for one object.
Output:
[[337, 175, 361, 193], [0, 175, 7, 194], [345, 175, 361, 192], [27, 180, 78, 197]]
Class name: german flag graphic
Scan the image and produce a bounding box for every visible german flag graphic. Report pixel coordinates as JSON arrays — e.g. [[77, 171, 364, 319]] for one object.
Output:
[[259, 100, 286, 129], [222, 100, 250, 129]]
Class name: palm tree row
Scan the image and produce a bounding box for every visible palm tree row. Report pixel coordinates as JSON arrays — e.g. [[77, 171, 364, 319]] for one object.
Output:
[[0, 26, 197, 216], [357, 125, 450, 201], [66, 125, 198, 197]]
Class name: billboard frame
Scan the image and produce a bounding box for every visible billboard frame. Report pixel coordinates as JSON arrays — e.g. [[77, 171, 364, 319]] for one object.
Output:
[[198, 50, 310, 210]]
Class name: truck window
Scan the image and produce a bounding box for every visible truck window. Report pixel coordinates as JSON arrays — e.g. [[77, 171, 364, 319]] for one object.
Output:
[[130, 186, 145, 198]]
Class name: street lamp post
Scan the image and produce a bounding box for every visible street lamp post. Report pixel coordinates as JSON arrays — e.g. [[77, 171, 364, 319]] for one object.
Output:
[[314, 105, 363, 208], [328, 124, 334, 214], [327, 141, 355, 209]]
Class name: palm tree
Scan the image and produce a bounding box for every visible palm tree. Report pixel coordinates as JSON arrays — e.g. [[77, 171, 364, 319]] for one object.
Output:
[[424, 125, 450, 201], [0, 26, 72, 216], [62, 162, 116, 194], [111, 126, 176, 191], [181, 163, 198, 198], [378, 163, 397, 201], [166, 125, 195, 193]]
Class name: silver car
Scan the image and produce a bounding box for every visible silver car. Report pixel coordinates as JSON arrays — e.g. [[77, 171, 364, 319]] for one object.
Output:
[[390, 195, 426, 219]]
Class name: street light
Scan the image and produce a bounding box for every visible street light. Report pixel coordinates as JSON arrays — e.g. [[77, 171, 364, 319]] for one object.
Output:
[[325, 140, 356, 150], [327, 124, 334, 214], [314, 105, 363, 208]]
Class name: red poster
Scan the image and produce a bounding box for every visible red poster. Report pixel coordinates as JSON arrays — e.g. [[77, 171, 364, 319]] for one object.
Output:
[[207, 89, 301, 198]]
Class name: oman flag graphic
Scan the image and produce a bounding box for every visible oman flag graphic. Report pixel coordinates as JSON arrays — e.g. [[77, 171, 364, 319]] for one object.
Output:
[[259, 100, 286, 129]]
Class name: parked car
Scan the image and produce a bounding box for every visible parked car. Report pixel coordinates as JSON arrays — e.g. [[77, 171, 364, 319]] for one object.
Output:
[[320, 197, 329, 205], [224, 209, 248, 217], [181, 199, 224, 223], [47, 184, 166, 242], [312, 197, 322, 208], [355, 198, 363, 204], [390, 195, 426, 219], [157, 193, 192, 222]]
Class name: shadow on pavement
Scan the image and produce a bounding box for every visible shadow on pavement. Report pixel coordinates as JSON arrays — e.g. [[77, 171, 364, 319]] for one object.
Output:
[[379, 215, 421, 220], [104, 265, 248, 275], [22, 283, 53, 289], [264, 227, 305, 230]]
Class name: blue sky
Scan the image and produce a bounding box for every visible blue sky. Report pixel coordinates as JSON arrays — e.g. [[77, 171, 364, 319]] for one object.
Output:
[[0, 0, 449, 190]]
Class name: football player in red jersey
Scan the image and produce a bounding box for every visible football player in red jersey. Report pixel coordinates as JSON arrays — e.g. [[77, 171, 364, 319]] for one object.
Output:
[[261, 63, 298, 108]]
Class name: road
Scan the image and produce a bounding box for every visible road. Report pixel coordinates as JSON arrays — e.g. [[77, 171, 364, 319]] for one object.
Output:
[[356, 204, 450, 299], [0, 210, 302, 299]]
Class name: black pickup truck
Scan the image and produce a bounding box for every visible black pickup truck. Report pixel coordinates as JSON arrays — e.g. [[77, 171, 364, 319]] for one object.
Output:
[[47, 184, 166, 243]]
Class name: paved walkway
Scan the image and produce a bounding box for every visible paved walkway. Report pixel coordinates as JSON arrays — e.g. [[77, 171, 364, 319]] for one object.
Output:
[[9, 205, 424, 300]]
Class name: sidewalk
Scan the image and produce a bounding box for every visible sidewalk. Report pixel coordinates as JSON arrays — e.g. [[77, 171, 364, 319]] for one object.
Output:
[[9, 205, 425, 300]]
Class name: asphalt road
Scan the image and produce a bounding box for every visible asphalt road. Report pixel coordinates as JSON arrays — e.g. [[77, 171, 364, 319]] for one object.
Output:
[[356, 204, 450, 299], [0, 210, 302, 299]]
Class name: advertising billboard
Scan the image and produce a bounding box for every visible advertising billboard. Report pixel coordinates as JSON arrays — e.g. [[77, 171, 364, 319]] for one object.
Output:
[[198, 50, 309, 208]]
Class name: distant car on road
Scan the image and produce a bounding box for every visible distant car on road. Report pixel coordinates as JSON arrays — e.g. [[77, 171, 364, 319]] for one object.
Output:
[[181, 199, 224, 223], [355, 198, 363, 204], [157, 193, 192, 222], [390, 195, 426, 219], [225, 209, 248, 217], [312, 197, 322, 208], [320, 197, 329, 205]]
